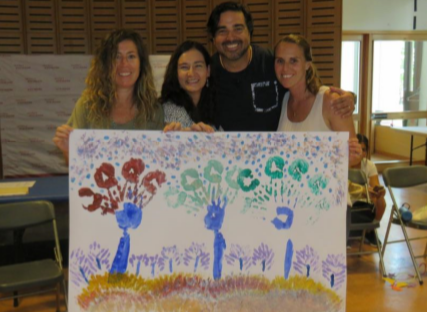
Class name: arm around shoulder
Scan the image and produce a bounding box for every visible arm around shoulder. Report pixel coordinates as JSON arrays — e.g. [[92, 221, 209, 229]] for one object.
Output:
[[324, 89, 356, 137]]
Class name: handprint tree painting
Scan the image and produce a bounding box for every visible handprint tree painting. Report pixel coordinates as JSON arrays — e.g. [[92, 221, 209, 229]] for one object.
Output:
[[69, 130, 349, 312]]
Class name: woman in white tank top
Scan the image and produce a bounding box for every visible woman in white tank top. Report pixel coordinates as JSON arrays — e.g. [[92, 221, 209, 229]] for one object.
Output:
[[274, 34, 361, 167], [274, 35, 363, 244]]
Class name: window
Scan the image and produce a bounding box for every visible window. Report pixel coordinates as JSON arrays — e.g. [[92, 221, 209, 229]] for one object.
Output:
[[341, 41, 360, 113], [372, 40, 427, 116]]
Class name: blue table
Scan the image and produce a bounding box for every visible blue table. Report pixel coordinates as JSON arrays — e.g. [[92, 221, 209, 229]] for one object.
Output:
[[0, 176, 69, 204]]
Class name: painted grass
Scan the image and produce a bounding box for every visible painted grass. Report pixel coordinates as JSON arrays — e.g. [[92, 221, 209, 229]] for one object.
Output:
[[78, 273, 342, 312]]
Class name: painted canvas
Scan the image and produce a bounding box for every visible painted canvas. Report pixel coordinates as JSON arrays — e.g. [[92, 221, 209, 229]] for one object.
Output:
[[69, 130, 349, 312]]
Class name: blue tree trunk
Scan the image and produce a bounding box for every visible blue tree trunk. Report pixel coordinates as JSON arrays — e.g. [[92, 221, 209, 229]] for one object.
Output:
[[194, 256, 200, 273], [213, 230, 226, 280], [284, 239, 293, 279], [110, 231, 130, 274]]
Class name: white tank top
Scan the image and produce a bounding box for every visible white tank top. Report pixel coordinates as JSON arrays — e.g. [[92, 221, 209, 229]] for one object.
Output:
[[277, 86, 330, 132]]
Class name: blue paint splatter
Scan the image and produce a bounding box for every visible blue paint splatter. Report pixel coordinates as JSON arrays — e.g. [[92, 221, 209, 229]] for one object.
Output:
[[284, 239, 293, 279]]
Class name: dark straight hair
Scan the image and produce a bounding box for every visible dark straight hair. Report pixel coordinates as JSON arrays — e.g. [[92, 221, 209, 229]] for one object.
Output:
[[207, 1, 254, 40], [160, 40, 216, 125]]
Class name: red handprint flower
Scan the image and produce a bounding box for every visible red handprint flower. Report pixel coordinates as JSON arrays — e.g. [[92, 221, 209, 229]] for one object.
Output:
[[79, 158, 166, 215]]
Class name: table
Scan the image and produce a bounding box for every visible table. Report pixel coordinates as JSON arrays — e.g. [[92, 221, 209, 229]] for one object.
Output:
[[0, 176, 68, 204], [392, 127, 427, 166]]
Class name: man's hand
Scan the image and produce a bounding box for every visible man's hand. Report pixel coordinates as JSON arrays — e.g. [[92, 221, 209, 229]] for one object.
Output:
[[329, 86, 355, 118]]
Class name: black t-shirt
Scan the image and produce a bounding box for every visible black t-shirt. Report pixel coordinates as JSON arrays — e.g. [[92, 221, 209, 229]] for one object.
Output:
[[212, 45, 286, 131]]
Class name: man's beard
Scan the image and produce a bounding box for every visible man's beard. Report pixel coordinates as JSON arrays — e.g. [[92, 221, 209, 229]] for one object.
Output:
[[220, 41, 250, 61]]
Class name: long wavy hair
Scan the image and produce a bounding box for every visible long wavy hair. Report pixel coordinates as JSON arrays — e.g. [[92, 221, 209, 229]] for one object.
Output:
[[275, 34, 322, 95], [160, 40, 216, 125], [83, 29, 158, 127]]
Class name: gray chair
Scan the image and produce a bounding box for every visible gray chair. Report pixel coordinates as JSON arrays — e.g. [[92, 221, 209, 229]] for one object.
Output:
[[382, 165, 427, 285], [347, 169, 387, 277], [0, 200, 68, 311]]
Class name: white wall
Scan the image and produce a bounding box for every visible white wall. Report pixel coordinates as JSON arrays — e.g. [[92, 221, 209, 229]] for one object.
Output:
[[343, 0, 427, 31]]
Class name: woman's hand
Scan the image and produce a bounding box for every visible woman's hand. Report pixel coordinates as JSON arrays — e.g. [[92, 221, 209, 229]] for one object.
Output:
[[348, 138, 362, 167], [329, 87, 355, 118], [190, 122, 215, 133], [53, 124, 73, 154], [163, 122, 183, 132], [369, 185, 386, 199]]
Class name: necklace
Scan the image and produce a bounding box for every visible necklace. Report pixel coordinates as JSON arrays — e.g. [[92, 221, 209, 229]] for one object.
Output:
[[219, 45, 252, 70], [289, 93, 314, 118]]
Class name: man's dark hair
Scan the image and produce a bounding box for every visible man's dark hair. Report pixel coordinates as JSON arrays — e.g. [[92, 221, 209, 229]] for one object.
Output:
[[207, 1, 254, 40]]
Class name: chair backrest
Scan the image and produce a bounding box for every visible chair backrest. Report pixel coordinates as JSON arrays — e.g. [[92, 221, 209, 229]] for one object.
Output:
[[383, 165, 427, 188], [0, 201, 55, 232], [348, 168, 371, 204], [348, 168, 368, 185]]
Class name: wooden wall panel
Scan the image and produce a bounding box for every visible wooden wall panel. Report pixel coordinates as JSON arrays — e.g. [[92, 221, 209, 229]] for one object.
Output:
[[0, 32, 24, 53], [58, 0, 90, 54], [306, 27, 341, 87], [182, 0, 209, 32], [0, 0, 343, 86], [27, 32, 57, 54], [151, 0, 180, 53], [244, 0, 270, 30], [274, 0, 304, 44], [121, 0, 149, 48], [306, 0, 341, 86], [121, 0, 149, 32], [244, 0, 271, 48], [152, 33, 180, 54], [307, 0, 341, 27], [252, 29, 271, 49], [0, 0, 24, 53], [25, 0, 57, 53], [183, 31, 210, 48], [212, 0, 240, 8], [90, 0, 120, 52]]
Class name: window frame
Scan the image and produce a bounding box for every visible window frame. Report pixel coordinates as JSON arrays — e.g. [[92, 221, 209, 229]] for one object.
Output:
[[342, 31, 427, 159]]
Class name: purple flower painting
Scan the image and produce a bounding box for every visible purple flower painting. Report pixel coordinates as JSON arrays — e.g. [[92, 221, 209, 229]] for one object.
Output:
[[322, 254, 346, 289], [293, 245, 320, 277], [252, 243, 274, 272], [225, 244, 253, 272], [183, 242, 210, 273]]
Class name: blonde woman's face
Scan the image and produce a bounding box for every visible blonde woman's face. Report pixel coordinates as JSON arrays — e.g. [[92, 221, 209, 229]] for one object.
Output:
[[114, 40, 140, 91], [274, 42, 310, 90]]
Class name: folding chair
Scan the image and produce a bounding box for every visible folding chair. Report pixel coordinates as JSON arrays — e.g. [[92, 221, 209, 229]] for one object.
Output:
[[382, 165, 427, 285], [347, 169, 387, 277], [0, 200, 68, 311]]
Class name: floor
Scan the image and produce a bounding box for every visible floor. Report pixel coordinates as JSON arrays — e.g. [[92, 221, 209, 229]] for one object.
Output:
[[0, 176, 426, 312], [346, 177, 427, 312]]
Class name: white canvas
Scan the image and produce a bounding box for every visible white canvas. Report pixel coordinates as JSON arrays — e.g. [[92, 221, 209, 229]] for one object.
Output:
[[69, 130, 349, 312]]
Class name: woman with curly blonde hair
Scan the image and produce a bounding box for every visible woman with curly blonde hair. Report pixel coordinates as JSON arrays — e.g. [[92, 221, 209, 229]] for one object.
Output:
[[53, 29, 164, 160]]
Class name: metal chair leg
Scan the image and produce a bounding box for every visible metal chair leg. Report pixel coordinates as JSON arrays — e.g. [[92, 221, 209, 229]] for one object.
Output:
[[374, 230, 387, 277], [381, 205, 396, 258], [398, 217, 424, 285], [63, 279, 68, 311]]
